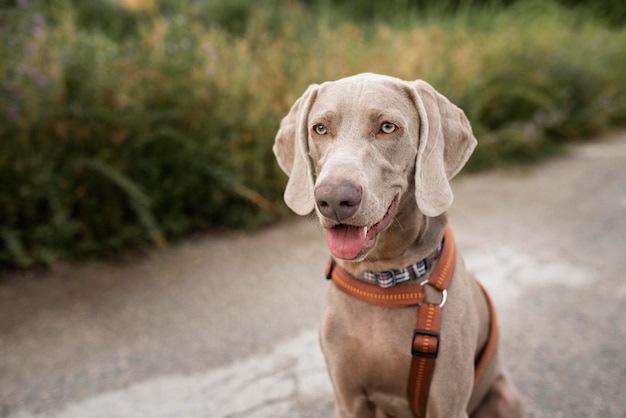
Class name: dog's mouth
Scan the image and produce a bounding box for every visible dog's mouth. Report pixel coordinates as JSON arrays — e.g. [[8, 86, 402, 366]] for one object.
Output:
[[326, 195, 399, 260]]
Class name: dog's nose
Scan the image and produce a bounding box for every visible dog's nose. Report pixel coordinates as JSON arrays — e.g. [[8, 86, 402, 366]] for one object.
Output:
[[314, 181, 362, 221]]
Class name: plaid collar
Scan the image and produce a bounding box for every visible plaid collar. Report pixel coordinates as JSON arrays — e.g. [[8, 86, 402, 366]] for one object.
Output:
[[361, 240, 444, 288]]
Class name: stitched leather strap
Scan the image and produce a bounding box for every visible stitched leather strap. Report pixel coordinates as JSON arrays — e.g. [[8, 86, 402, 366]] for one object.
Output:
[[473, 279, 499, 384], [408, 224, 456, 418], [326, 259, 426, 308], [408, 302, 441, 417]]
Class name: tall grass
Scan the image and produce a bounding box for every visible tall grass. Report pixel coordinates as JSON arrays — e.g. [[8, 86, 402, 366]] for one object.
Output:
[[1, 0, 625, 267]]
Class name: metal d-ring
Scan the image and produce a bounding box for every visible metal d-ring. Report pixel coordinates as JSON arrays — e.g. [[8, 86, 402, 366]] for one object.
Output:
[[420, 279, 448, 308]]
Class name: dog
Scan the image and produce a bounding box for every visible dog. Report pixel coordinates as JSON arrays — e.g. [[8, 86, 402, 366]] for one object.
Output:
[[273, 73, 524, 417]]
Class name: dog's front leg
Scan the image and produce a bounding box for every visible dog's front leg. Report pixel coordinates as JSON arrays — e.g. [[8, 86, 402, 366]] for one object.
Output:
[[332, 393, 376, 418], [424, 355, 474, 417], [426, 374, 473, 418], [323, 352, 377, 418], [320, 298, 379, 418]]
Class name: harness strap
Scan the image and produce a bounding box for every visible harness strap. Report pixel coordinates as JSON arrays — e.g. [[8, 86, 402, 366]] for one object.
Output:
[[474, 280, 499, 384], [407, 224, 456, 417], [325, 259, 426, 308], [325, 225, 498, 418]]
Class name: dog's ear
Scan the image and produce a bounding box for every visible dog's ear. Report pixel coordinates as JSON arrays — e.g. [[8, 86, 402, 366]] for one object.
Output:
[[273, 84, 319, 215], [408, 80, 477, 217]]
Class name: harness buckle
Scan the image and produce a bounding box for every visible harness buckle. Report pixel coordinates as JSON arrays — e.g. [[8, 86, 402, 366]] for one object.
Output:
[[411, 329, 440, 359]]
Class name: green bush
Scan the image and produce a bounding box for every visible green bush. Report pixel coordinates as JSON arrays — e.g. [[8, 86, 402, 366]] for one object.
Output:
[[1, 0, 625, 267], [455, 2, 626, 168]]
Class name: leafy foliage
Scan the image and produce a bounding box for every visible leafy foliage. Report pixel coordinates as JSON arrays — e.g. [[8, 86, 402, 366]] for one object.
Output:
[[1, 0, 625, 267]]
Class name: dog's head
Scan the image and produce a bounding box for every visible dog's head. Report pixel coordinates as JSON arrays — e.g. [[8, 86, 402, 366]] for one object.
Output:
[[273, 73, 476, 261]]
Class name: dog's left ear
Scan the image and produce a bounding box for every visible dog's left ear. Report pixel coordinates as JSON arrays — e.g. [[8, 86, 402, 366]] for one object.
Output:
[[408, 80, 477, 217]]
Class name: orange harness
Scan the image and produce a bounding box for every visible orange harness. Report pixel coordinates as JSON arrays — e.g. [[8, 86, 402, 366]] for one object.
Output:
[[325, 225, 498, 418]]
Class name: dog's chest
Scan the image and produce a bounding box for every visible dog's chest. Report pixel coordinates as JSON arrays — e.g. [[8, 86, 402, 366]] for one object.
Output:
[[320, 284, 417, 389]]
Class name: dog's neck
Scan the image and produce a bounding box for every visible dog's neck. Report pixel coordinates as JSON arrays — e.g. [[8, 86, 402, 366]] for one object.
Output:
[[336, 195, 448, 277]]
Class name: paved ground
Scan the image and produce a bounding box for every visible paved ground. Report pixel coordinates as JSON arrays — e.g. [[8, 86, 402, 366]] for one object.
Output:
[[1, 132, 626, 418]]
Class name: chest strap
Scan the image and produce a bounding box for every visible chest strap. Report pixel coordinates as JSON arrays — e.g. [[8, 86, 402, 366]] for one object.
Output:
[[325, 225, 498, 418]]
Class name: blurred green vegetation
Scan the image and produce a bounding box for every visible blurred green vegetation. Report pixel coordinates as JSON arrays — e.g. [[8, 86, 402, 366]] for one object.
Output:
[[1, 0, 626, 267]]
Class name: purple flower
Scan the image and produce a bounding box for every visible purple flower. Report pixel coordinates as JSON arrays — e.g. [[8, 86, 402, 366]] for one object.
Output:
[[36, 74, 49, 87], [33, 13, 44, 26], [8, 103, 20, 123]]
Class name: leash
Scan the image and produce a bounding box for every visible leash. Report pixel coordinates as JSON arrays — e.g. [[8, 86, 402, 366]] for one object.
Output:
[[325, 225, 498, 418]]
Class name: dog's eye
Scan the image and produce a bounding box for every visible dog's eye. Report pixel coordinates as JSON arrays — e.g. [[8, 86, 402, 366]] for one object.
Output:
[[313, 124, 327, 135], [380, 122, 397, 134]]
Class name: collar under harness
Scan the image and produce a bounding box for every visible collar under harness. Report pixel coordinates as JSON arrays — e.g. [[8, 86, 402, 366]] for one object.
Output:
[[361, 241, 443, 288]]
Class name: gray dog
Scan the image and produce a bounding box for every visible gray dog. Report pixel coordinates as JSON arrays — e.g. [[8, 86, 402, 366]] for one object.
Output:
[[273, 73, 524, 418]]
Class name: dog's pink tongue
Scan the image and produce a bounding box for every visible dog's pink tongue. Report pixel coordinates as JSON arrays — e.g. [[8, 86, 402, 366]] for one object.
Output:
[[326, 225, 366, 260]]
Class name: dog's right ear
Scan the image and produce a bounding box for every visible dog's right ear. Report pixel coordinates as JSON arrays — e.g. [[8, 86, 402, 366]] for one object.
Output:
[[273, 84, 319, 215]]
